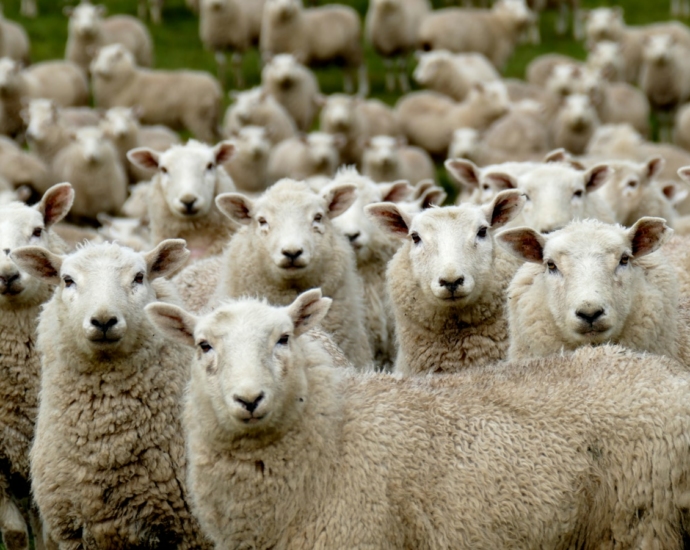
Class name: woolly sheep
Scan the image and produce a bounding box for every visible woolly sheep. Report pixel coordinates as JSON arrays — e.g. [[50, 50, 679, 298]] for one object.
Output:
[[498, 218, 690, 367], [97, 214, 151, 252], [586, 40, 626, 82], [24, 99, 73, 167], [128, 140, 237, 261], [362, 135, 435, 184], [91, 44, 222, 143], [260, 0, 367, 95], [0, 11, 29, 64], [418, 0, 534, 69], [10, 240, 211, 549], [267, 132, 344, 183], [261, 54, 321, 133], [0, 137, 49, 196], [551, 93, 600, 155], [147, 291, 690, 549], [224, 125, 271, 193], [222, 86, 297, 145], [53, 126, 127, 222], [368, 190, 525, 375], [525, 52, 581, 87], [447, 127, 482, 164], [64, 2, 153, 73], [365, 0, 431, 92], [0, 184, 73, 550], [215, 179, 373, 367]]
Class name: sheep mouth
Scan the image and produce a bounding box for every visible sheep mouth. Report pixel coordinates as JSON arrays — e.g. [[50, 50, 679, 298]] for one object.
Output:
[[0, 285, 24, 297], [574, 324, 612, 339], [88, 334, 123, 344], [241, 415, 266, 424]]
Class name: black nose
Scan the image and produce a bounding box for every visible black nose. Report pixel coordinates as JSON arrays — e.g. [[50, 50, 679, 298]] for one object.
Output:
[[439, 277, 464, 293], [282, 249, 303, 262], [91, 316, 118, 333], [0, 271, 19, 284], [234, 392, 264, 413], [181, 198, 197, 213], [3, 249, 9, 256], [576, 308, 605, 325], [346, 232, 360, 243]]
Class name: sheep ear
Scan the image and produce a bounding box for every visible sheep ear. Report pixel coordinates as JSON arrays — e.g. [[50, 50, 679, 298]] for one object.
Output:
[[628, 217, 671, 258], [496, 227, 545, 263], [127, 147, 161, 170], [10, 246, 63, 285], [365, 202, 411, 239], [145, 239, 190, 279], [445, 158, 480, 189], [420, 186, 446, 209], [145, 303, 198, 347], [662, 181, 689, 205], [322, 184, 356, 219], [216, 193, 254, 225], [584, 164, 611, 193], [379, 180, 412, 203], [484, 190, 525, 229], [678, 166, 690, 183], [36, 183, 74, 227], [213, 141, 235, 164], [644, 156, 665, 180], [287, 288, 332, 337], [483, 171, 517, 191]]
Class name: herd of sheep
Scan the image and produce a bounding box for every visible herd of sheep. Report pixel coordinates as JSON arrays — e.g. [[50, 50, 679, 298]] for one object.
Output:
[[5, 0, 690, 548]]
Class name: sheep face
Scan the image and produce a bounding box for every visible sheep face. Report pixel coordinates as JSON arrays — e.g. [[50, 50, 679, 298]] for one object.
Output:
[[368, 191, 524, 305], [265, 0, 302, 22], [101, 107, 139, 141], [0, 58, 21, 97], [217, 180, 356, 279], [0, 184, 73, 307], [559, 94, 599, 133], [70, 127, 113, 165], [12, 240, 188, 364], [494, 0, 534, 29], [321, 95, 357, 134], [468, 81, 510, 120], [302, 133, 343, 176], [585, 7, 624, 44], [24, 99, 59, 142], [201, 0, 236, 13], [128, 141, 235, 219], [643, 34, 675, 67], [448, 129, 480, 162], [66, 2, 106, 39], [498, 218, 670, 346], [262, 54, 301, 90], [146, 289, 331, 436], [229, 88, 265, 125], [233, 126, 271, 163], [362, 136, 404, 176], [545, 64, 582, 98], [413, 51, 452, 87], [90, 44, 135, 79], [587, 41, 624, 81]]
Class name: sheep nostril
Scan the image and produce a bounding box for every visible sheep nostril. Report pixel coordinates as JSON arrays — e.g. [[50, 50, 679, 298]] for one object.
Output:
[[91, 316, 119, 333], [282, 249, 303, 261], [576, 309, 605, 325], [347, 232, 360, 243], [234, 392, 265, 413]]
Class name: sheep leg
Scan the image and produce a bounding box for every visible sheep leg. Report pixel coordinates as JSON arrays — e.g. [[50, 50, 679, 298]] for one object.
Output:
[[384, 59, 395, 93], [397, 57, 410, 94], [556, 2, 568, 35], [357, 64, 370, 98], [0, 496, 29, 550], [231, 52, 245, 90], [137, 0, 147, 20], [672, 0, 679, 16], [572, 1, 584, 40], [151, 0, 162, 24], [20, 0, 37, 17], [215, 51, 228, 89]]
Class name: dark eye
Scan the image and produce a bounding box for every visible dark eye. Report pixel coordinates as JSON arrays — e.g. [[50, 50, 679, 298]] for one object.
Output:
[[573, 190, 583, 198], [32, 227, 43, 238], [133, 272, 144, 284], [199, 341, 212, 353], [314, 213, 323, 223], [482, 184, 491, 191], [411, 231, 421, 244], [619, 254, 629, 266], [277, 334, 289, 346], [547, 261, 558, 273], [63, 275, 75, 288], [477, 226, 488, 238], [160, 166, 168, 174], [258, 216, 268, 226], [206, 162, 214, 171], [627, 180, 638, 188]]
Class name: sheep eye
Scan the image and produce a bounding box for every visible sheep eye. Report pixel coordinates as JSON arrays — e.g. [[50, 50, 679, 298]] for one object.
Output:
[[524, 194, 531, 201], [206, 162, 214, 171], [258, 216, 268, 227], [199, 341, 212, 353], [133, 272, 144, 284], [411, 232, 421, 244], [63, 275, 75, 288], [477, 226, 488, 239], [627, 180, 637, 188], [482, 184, 491, 191], [32, 227, 43, 238], [160, 166, 168, 174], [619, 254, 630, 266], [314, 213, 323, 223], [573, 190, 583, 198], [277, 334, 289, 346], [546, 261, 558, 273]]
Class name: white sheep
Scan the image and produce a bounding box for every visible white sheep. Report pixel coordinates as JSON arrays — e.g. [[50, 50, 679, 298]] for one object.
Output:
[[146, 291, 690, 549], [418, 0, 534, 69], [215, 179, 373, 367], [260, 0, 367, 95], [267, 132, 344, 183], [128, 140, 237, 261], [586, 40, 626, 82], [525, 52, 581, 87], [0, 137, 50, 197], [224, 125, 271, 193], [97, 214, 151, 252], [0, 183, 73, 550], [10, 240, 211, 549], [222, 86, 298, 145], [0, 10, 29, 64], [362, 135, 435, 184], [24, 99, 73, 168], [447, 127, 482, 164], [367, 190, 525, 375], [64, 1, 153, 73], [52, 126, 127, 222], [91, 44, 222, 143], [261, 54, 321, 133], [365, 0, 431, 92], [551, 93, 600, 155]]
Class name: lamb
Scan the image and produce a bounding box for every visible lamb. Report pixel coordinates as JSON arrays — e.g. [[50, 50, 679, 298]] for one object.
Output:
[[222, 86, 298, 145], [147, 290, 690, 549], [64, 1, 153, 73], [267, 132, 343, 183], [418, 0, 535, 69], [91, 44, 222, 143], [261, 54, 321, 132], [367, 190, 525, 375], [0, 184, 73, 550], [260, 0, 367, 96], [224, 125, 271, 193], [365, 0, 431, 92], [127, 140, 237, 261], [10, 240, 211, 549], [330, 167, 411, 369], [551, 93, 600, 155], [215, 179, 373, 367], [362, 135, 435, 185], [52, 126, 127, 222], [0, 10, 29, 64], [498, 217, 690, 367]]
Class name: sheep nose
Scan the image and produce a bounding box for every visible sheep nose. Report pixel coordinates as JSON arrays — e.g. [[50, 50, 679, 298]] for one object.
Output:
[[576, 308, 605, 325], [439, 277, 464, 293], [181, 198, 197, 213], [234, 392, 264, 413], [282, 249, 303, 261], [90, 316, 119, 334], [3, 249, 9, 256], [346, 232, 360, 243]]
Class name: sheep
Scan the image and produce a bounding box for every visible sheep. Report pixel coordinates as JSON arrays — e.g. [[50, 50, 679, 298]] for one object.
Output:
[[138, 0, 165, 24], [147, 290, 690, 549], [10, 240, 211, 549], [365, 0, 431, 92], [64, 1, 153, 73], [412, 50, 500, 102], [525, 52, 581, 87], [24, 99, 73, 168], [418, 0, 535, 69], [128, 140, 237, 261], [0, 137, 50, 196], [447, 127, 482, 164], [0, 10, 29, 64], [224, 125, 271, 193], [91, 44, 222, 143], [330, 167, 412, 369], [199, 0, 265, 88], [497, 217, 690, 368], [215, 179, 373, 367], [362, 135, 435, 185], [367, 190, 524, 375], [446, 158, 539, 204], [674, 103, 690, 152], [551, 93, 600, 155], [267, 132, 344, 183], [222, 86, 298, 145], [97, 214, 151, 252], [586, 40, 626, 82], [0, 183, 73, 550], [260, 0, 367, 96], [261, 54, 321, 133], [396, 82, 511, 156], [544, 62, 583, 100]]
